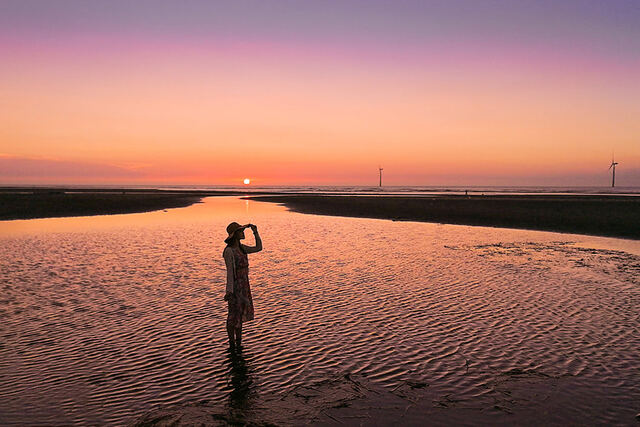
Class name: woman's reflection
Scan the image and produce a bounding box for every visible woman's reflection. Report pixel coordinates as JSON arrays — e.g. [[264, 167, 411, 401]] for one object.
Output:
[[225, 347, 254, 414]]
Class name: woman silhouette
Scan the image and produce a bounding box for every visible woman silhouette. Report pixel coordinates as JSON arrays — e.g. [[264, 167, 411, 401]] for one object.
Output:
[[223, 222, 262, 349]]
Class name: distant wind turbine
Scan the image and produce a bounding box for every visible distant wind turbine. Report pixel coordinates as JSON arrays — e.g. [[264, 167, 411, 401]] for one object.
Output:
[[609, 154, 619, 188], [378, 166, 383, 187]]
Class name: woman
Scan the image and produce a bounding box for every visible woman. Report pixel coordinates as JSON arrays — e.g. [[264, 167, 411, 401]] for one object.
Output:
[[223, 221, 262, 349]]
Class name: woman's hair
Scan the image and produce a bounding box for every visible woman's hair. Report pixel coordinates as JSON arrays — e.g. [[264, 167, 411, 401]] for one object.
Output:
[[226, 231, 246, 253]]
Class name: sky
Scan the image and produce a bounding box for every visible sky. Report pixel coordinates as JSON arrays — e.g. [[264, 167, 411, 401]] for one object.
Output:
[[1, 0, 639, 186]]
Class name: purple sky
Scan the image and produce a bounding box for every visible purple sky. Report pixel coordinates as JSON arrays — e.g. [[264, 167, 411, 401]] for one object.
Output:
[[2, 1, 638, 49]]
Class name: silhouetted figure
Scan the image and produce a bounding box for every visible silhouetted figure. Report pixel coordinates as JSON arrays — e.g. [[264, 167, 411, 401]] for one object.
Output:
[[223, 222, 262, 350]]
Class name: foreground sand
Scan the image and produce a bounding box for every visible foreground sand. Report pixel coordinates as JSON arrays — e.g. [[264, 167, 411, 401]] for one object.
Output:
[[132, 370, 624, 426], [249, 194, 640, 240]]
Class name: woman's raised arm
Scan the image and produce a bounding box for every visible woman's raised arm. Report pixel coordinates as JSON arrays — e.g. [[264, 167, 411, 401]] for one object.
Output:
[[241, 224, 262, 253]]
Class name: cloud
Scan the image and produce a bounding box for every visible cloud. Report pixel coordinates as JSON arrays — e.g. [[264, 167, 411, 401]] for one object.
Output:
[[0, 156, 144, 181]]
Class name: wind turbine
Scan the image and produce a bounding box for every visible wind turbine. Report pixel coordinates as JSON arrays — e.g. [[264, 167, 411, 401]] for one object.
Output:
[[609, 154, 618, 188], [378, 166, 383, 187]]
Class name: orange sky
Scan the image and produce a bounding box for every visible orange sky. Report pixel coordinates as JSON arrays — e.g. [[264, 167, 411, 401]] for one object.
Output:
[[1, 2, 639, 186]]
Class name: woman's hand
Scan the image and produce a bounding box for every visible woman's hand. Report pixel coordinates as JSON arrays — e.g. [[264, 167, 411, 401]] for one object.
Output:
[[249, 224, 258, 233]]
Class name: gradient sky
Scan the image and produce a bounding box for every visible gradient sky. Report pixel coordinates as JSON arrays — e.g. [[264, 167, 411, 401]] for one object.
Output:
[[1, 0, 639, 186]]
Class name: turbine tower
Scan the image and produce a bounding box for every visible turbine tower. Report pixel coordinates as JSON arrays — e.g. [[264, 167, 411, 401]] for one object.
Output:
[[378, 166, 383, 187], [609, 154, 618, 188]]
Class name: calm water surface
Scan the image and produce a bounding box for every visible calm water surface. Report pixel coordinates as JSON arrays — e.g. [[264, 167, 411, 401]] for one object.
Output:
[[0, 196, 639, 425]]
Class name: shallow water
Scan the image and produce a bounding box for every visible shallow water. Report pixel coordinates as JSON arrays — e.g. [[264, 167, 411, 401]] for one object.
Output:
[[0, 196, 639, 425]]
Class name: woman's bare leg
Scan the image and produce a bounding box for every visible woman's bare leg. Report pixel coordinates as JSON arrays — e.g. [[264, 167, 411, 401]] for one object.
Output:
[[226, 318, 235, 348], [235, 325, 242, 348]]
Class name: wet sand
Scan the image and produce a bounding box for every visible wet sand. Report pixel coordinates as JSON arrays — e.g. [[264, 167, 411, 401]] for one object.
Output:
[[249, 194, 640, 240], [2, 196, 639, 425], [131, 370, 579, 426]]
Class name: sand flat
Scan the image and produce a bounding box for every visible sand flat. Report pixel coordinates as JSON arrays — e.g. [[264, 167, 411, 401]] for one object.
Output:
[[1, 196, 639, 425], [249, 194, 640, 239]]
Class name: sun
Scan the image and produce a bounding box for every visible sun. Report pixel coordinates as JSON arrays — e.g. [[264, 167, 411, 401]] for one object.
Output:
[[243, 178, 251, 185]]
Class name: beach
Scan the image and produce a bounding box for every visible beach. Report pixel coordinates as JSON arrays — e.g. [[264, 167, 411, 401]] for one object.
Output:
[[249, 194, 640, 240], [1, 196, 639, 425]]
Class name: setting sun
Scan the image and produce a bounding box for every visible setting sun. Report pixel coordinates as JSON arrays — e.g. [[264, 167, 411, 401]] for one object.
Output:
[[243, 178, 251, 185]]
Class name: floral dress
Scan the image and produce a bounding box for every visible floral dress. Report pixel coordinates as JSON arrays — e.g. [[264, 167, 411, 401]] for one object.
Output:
[[227, 245, 255, 328]]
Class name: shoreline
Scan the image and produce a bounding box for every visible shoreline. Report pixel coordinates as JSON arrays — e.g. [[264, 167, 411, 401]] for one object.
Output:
[[2, 189, 639, 241], [248, 194, 640, 240]]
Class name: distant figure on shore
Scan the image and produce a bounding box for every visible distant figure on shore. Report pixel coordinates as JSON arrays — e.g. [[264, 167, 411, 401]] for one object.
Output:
[[223, 222, 262, 350]]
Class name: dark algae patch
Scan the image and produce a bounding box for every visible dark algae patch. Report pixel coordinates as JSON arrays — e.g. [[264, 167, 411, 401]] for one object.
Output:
[[130, 370, 592, 426]]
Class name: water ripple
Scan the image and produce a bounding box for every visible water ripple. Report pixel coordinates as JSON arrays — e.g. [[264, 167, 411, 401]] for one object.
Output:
[[0, 198, 639, 425]]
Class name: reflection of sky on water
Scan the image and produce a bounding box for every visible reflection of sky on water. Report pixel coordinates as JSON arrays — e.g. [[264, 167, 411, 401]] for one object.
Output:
[[1, 195, 637, 255], [0, 196, 283, 237]]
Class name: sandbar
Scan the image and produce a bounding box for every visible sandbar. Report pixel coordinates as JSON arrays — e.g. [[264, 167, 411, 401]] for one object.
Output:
[[0, 188, 257, 220], [248, 194, 640, 240]]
